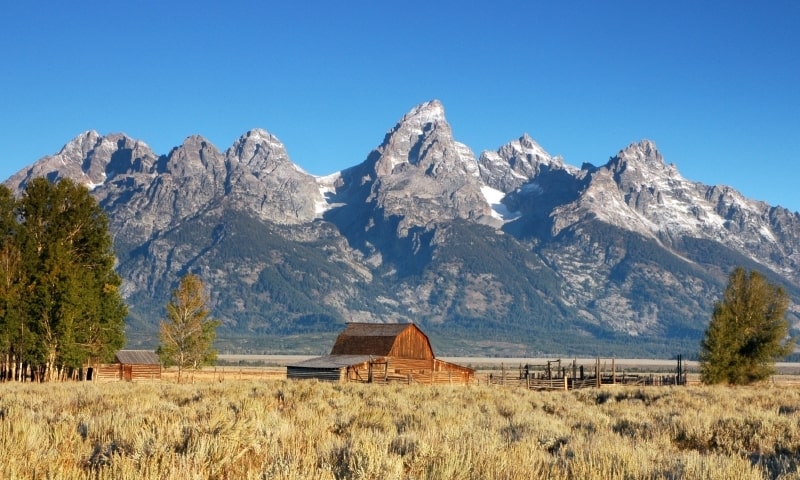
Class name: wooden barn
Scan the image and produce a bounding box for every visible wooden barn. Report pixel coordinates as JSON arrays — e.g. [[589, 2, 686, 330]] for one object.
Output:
[[287, 323, 474, 384], [95, 350, 162, 382]]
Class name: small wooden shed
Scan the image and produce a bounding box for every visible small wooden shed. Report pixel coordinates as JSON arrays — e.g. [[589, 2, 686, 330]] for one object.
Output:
[[288, 323, 474, 384], [95, 350, 162, 382]]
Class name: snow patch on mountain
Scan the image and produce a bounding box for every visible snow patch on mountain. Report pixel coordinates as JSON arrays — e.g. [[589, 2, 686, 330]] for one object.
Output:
[[481, 186, 520, 221], [315, 172, 341, 215]]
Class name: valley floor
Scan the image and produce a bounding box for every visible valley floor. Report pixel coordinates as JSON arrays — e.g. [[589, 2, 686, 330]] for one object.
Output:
[[3, 378, 800, 479]]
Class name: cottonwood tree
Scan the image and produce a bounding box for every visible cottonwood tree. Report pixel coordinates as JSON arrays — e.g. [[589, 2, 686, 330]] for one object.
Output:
[[700, 267, 795, 385], [158, 274, 219, 382], [0, 179, 126, 381]]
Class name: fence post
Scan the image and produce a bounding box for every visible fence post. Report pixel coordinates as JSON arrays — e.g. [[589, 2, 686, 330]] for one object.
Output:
[[595, 358, 601, 388], [612, 358, 616, 385], [564, 376, 568, 391]]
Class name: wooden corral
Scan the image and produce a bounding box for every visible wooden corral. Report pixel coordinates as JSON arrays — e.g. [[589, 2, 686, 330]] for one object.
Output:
[[288, 323, 474, 384], [95, 350, 161, 382], [485, 357, 687, 390]]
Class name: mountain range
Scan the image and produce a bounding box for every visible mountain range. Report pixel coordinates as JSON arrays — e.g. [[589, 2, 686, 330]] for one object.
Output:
[[5, 100, 800, 357]]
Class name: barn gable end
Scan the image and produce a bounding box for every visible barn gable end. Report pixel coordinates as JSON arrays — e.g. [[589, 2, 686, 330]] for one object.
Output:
[[330, 323, 434, 359]]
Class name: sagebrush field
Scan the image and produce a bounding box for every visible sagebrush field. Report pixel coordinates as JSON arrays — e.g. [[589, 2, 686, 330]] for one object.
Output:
[[2, 379, 800, 479]]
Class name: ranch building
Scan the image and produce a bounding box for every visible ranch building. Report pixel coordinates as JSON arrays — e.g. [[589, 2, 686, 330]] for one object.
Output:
[[95, 350, 162, 382], [287, 322, 474, 384]]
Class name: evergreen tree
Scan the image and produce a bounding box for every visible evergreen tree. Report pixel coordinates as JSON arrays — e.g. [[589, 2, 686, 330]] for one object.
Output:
[[4, 178, 126, 381], [700, 267, 795, 385], [158, 274, 219, 382], [0, 185, 24, 379]]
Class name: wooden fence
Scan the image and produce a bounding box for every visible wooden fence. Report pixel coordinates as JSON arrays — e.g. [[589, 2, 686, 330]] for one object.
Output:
[[482, 357, 689, 391]]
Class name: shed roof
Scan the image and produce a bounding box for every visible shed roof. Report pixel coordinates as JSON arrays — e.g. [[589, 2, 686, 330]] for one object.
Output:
[[287, 354, 376, 369], [115, 350, 160, 365]]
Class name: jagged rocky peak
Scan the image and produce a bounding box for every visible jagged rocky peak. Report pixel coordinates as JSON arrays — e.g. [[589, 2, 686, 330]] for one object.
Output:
[[64, 130, 155, 168], [517, 133, 551, 157], [225, 128, 323, 224], [372, 99, 476, 177], [228, 128, 290, 169], [479, 133, 567, 193], [161, 135, 226, 177], [5, 130, 157, 193], [333, 100, 491, 236], [57, 130, 104, 158], [613, 140, 669, 171], [604, 139, 684, 192], [398, 99, 447, 132]]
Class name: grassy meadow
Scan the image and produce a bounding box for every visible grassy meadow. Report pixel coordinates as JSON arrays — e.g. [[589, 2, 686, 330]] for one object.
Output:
[[2, 379, 800, 479]]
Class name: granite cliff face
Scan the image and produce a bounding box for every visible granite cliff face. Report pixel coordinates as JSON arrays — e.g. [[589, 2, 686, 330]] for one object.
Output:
[[5, 101, 799, 355], [330, 101, 493, 235]]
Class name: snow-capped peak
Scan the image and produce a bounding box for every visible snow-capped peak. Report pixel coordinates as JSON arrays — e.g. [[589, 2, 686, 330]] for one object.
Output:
[[241, 128, 282, 147], [401, 99, 446, 126], [516, 133, 551, 159], [57, 130, 102, 158], [616, 140, 664, 167]]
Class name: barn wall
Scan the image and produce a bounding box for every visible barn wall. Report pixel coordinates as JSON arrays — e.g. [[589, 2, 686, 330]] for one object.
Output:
[[130, 365, 161, 382], [95, 364, 121, 382], [344, 358, 473, 385], [434, 359, 475, 378], [388, 358, 434, 373], [387, 327, 434, 359], [287, 367, 344, 382], [94, 364, 161, 382]]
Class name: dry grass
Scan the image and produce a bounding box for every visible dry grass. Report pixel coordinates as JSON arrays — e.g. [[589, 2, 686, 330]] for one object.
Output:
[[2, 380, 800, 479]]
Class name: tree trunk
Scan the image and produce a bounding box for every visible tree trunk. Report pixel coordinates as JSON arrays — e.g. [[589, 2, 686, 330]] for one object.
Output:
[[46, 350, 57, 382]]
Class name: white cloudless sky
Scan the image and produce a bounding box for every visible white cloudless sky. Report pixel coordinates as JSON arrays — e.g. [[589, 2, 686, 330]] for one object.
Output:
[[1, 1, 798, 211]]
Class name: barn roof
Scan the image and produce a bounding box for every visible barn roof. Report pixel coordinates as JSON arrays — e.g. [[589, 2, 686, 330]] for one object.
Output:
[[115, 350, 160, 365], [330, 322, 434, 358], [287, 354, 376, 369], [338, 323, 412, 337]]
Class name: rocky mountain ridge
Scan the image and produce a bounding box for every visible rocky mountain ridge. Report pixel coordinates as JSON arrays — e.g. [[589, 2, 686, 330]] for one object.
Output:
[[5, 100, 799, 356]]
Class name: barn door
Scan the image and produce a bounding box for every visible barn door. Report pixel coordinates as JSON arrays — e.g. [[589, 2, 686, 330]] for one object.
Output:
[[123, 365, 133, 381]]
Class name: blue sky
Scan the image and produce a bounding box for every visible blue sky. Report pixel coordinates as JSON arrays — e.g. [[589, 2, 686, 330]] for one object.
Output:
[[2, 1, 799, 212]]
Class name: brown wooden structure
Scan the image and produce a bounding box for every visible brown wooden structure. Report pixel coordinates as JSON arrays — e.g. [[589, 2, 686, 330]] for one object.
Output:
[[95, 350, 161, 382], [287, 323, 474, 384], [486, 357, 687, 390]]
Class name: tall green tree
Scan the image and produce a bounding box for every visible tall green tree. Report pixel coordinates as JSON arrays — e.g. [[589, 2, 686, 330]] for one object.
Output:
[[0, 185, 24, 379], [158, 273, 219, 382], [700, 267, 795, 385], [3, 178, 126, 381]]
